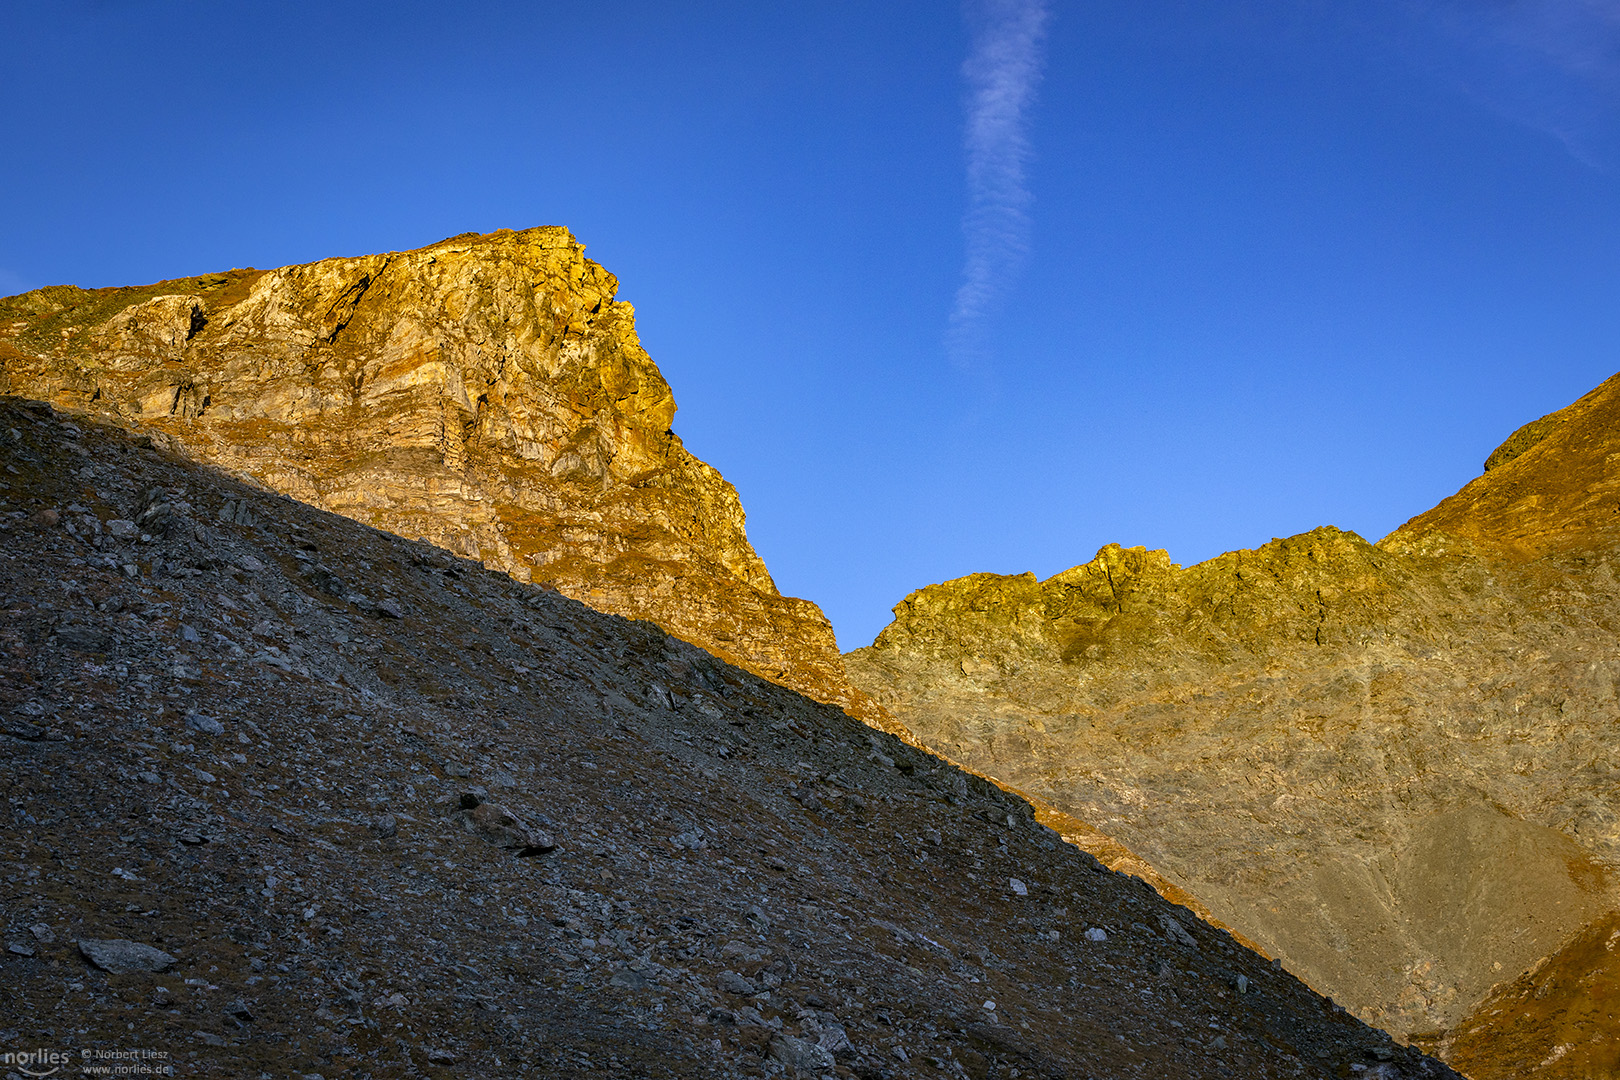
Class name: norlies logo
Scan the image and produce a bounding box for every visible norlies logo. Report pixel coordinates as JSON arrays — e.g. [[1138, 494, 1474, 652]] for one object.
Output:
[[0, 1047, 69, 1077]]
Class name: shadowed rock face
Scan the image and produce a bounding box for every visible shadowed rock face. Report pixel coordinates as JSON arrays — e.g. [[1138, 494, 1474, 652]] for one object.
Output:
[[0, 228, 891, 731], [849, 375, 1620, 1063], [0, 396, 1465, 1079]]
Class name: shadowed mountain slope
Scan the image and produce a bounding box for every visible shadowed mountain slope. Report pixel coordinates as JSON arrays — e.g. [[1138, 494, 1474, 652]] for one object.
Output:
[[0, 397, 1463, 1078]]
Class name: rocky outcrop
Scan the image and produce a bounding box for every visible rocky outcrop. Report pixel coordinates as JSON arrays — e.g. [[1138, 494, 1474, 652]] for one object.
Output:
[[0, 228, 890, 730], [848, 374, 1620, 1063]]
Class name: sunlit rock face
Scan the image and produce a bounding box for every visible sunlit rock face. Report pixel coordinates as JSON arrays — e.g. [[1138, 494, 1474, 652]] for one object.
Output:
[[849, 375, 1620, 1071], [0, 227, 891, 731]]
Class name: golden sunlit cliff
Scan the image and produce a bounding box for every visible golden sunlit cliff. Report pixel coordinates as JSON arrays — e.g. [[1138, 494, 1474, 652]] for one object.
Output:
[[0, 228, 896, 733], [849, 376, 1620, 1077]]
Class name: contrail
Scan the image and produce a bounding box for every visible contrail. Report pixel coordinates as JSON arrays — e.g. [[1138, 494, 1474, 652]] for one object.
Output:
[[947, 0, 1051, 369]]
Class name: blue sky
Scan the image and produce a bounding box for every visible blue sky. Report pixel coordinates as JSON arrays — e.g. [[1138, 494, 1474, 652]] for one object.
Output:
[[4, 1, 1619, 649]]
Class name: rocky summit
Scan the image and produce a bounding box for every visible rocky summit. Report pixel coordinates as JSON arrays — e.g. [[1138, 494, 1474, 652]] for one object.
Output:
[[848, 376, 1620, 1078], [0, 397, 1464, 1078], [0, 228, 891, 733]]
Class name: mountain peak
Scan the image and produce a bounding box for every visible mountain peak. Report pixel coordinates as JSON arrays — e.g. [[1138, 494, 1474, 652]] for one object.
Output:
[[0, 228, 894, 731]]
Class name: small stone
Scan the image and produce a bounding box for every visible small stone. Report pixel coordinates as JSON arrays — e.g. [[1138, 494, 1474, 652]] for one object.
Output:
[[716, 970, 756, 995], [122, 563, 140, 578], [1235, 974, 1250, 994], [1084, 927, 1107, 942], [374, 598, 404, 619], [444, 761, 472, 778], [186, 712, 224, 735], [36, 508, 61, 527], [769, 1034, 835, 1074], [1159, 914, 1198, 948], [8, 942, 36, 957], [815, 1020, 854, 1055], [138, 771, 161, 784], [982, 1000, 996, 1011], [372, 814, 398, 838], [78, 938, 178, 974], [609, 967, 651, 989], [458, 800, 557, 855], [2, 719, 45, 741], [107, 519, 137, 540], [179, 624, 201, 643], [56, 625, 111, 652], [1209, 1035, 1227, 1050], [29, 923, 54, 944], [424, 1049, 457, 1065], [1008, 877, 1028, 896]]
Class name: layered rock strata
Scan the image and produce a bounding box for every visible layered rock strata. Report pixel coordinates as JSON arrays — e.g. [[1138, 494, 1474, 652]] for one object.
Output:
[[849, 375, 1620, 1069], [0, 229, 890, 730]]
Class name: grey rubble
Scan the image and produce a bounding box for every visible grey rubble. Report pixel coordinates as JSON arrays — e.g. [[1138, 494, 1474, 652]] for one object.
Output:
[[0, 398, 1459, 1078]]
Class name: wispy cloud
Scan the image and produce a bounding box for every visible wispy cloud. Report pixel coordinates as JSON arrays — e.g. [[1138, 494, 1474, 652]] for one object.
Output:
[[947, 0, 1050, 369], [1407, 0, 1620, 169]]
